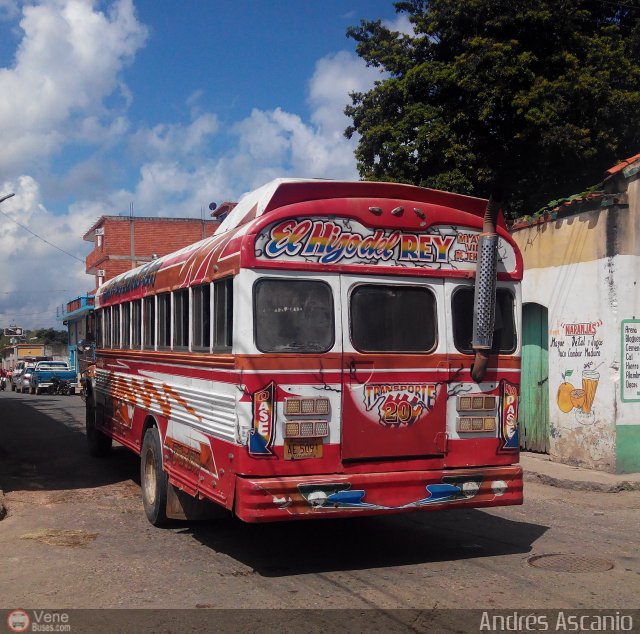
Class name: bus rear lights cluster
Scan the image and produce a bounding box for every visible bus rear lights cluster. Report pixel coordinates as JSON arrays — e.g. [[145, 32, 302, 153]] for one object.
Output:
[[457, 417, 496, 433], [456, 395, 496, 412], [284, 421, 329, 439], [284, 397, 330, 416]]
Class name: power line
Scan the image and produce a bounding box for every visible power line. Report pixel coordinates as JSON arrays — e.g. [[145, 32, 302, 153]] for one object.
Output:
[[0, 207, 85, 263]]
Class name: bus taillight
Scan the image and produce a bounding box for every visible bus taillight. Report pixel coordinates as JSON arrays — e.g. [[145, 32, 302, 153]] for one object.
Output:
[[284, 397, 330, 416], [283, 421, 329, 439], [457, 417, 496, 433], [456, 394, 498, 433], [456, 395, 497, 411]]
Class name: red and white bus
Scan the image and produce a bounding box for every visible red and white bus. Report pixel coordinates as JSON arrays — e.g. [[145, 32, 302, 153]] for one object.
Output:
[[87, 178, 523, 525]]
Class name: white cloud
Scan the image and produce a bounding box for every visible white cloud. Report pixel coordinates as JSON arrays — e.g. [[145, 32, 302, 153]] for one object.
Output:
[[222, 51, 383, 185], [0, 176, 91, 328], [309, 50, 382, 137], [102, 50, 384, 218], [384, 13, 414, 36], [0, 0, 148, 174], [130, 113, 220, 161]]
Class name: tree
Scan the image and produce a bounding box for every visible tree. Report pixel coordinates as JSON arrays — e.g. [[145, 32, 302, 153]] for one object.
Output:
[[345, 0, 640, 218], [32, 329, 68, 345]]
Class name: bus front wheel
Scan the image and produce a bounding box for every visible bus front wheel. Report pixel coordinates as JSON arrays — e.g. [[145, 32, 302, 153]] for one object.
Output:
[[141, 427, 169, 527]]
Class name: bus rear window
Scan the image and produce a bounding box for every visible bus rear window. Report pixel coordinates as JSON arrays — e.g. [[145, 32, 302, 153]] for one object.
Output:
[[254, 279, 334, 353], [452, 287, 516, 354], [350, 285, 436, 352]]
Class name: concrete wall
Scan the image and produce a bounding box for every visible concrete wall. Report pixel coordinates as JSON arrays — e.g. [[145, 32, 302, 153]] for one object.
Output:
[[512, 176, 640, 473]]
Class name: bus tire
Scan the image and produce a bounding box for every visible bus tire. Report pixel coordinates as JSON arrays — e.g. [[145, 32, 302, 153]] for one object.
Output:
[[86, 395, 112, 457], [141, 427, 169, 527]]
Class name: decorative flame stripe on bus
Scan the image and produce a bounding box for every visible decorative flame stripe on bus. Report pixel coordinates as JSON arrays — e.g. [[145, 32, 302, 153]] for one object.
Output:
[[165, 436, 218, 478], [97, 371, 205, 426]]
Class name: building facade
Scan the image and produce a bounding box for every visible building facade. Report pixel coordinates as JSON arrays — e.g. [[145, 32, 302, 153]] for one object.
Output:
[[1, 343, 67, 370], [511, 155, 640, 473], [83, 216, 219, 290]]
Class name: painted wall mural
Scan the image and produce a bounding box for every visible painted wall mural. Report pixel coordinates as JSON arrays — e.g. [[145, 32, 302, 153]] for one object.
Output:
[[551, 320, 604, 425]]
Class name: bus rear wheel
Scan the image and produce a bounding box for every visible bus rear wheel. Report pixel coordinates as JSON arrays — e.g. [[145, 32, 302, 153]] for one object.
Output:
[[86, 395, 112, 457], [141, 427, 169, 527]]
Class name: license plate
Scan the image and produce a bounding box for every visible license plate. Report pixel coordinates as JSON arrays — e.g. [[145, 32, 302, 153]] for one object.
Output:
[[284, 438, 323, 460]]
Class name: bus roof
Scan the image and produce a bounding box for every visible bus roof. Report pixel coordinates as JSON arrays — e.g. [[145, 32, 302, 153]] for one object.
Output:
[[95, 178, 516, 306], [214, 178, 491, 235]]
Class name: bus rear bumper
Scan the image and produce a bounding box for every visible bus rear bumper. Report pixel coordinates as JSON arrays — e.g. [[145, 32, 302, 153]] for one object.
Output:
[[234, 464, 523, 523]]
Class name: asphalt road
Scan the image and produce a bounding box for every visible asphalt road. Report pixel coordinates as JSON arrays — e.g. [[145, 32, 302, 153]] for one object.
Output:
[[0, 388, 639, 629]]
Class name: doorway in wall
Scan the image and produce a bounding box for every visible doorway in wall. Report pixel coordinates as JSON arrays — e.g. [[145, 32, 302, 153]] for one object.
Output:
[[521, 303, 549, 452]]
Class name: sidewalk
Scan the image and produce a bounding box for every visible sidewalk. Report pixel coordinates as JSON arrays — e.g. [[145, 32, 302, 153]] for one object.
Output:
[[520, 451, 640, 492]]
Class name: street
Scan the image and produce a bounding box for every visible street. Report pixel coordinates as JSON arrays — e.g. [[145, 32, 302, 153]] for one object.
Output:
[[1, 388, 639, 615]]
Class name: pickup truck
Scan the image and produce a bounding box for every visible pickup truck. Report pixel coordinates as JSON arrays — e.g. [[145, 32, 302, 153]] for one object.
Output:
[[29, 361, 78, 395]]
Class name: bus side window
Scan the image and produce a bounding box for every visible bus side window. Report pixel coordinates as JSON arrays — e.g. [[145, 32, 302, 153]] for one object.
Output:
[[157, 293, 171, 349], [132, 299, 142, 349], [173, 289, 189, 349], [112, 305, 121, 349], [96, 309, 103, 348], [121, 302, 131, 349], [143, 296, 155, 349], [104, 307, 112, 349], [192, 284, 211, 350], [213, 278, 232, 352]]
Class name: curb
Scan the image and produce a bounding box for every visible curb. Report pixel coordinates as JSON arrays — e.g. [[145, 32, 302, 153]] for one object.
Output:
[[523, 470, 640, 493]]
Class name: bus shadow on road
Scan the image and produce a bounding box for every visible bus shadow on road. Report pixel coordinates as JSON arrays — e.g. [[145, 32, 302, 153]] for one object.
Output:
[[0, 392, 138, 493], [184, 509, 548, 576]]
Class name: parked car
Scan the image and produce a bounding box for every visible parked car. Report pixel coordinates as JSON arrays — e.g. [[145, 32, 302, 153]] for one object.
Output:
[[10, 358, 49, 391], [29, 361, 77, 395], [17, 365, 36, 393], [10, 361, 33, 392]]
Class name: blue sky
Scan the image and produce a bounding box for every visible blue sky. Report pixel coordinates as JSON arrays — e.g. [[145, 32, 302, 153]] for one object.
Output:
[[0, 0, 408, 328]]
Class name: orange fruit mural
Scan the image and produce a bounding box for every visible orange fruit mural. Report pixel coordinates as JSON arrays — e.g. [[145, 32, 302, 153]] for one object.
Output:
[[556, 370, 575, 413]]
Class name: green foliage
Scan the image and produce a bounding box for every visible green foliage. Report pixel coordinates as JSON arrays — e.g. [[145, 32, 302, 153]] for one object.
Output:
[[32, 328, 68, 345], [346, 0, 640, 218], [0, 329, 68, 347]]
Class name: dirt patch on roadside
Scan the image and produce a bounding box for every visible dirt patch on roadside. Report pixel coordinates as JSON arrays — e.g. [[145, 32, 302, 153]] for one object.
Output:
[[20, 528, 98, 548]]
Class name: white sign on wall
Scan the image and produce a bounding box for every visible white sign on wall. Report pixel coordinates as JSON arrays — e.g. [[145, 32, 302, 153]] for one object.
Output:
[[621, 319, 640, 402]]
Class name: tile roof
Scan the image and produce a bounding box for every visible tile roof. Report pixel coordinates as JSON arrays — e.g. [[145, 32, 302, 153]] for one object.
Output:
[[606, 153, 640, 176]]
